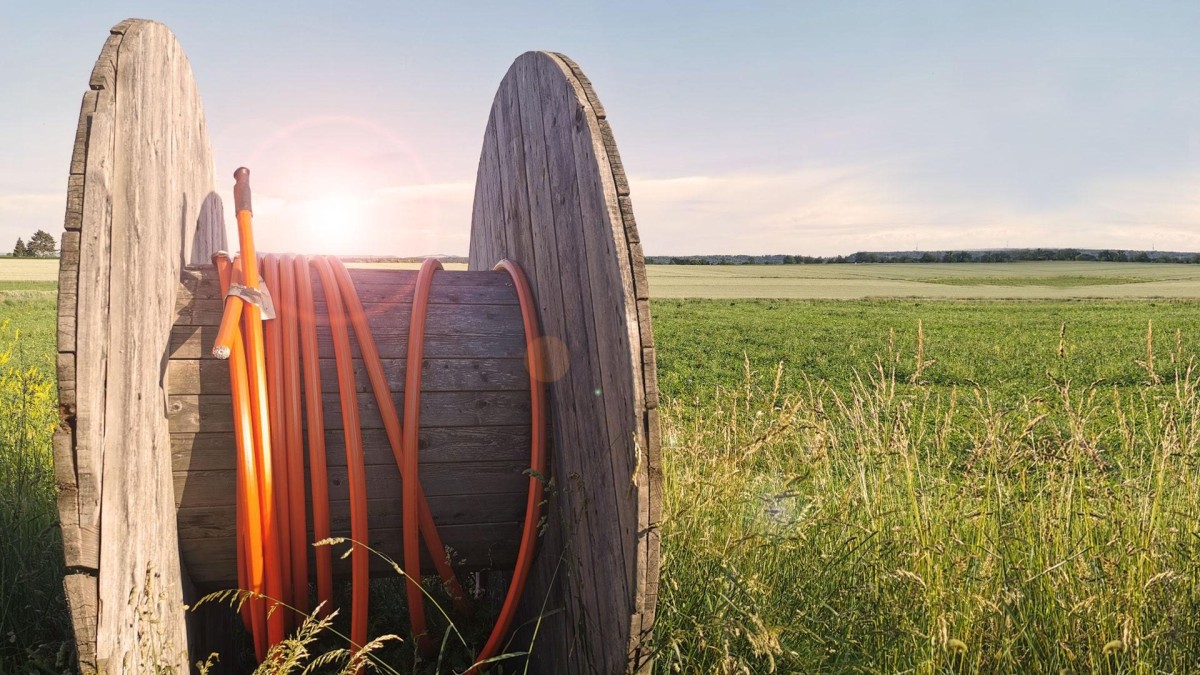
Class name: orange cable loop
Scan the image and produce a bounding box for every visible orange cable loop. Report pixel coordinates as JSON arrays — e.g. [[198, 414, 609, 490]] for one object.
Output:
[[214, 170, 547, 672]]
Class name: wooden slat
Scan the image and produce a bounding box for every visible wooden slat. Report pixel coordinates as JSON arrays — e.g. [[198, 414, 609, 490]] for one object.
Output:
[[50, 19, 225, 672], [182, 522, 524, 586], [174, 461, 529, 509], [63, 573, 98, 673], [95, 20, 196, 671], [166, 357, 528, 395], [67, 90, 98, 178], [553, 51, 662, 671], [167, 390, 530, 433], [169, 324, 528, 361], [177, 492, 526, 540], [510, 53, 592, 667], [469, 109, 506, 269], [541, 54, 635, 667], [177, 266, 516, 304], [70, 83, 114, 572], [56, 39, 119, 672], [171, 425, 532, 471]]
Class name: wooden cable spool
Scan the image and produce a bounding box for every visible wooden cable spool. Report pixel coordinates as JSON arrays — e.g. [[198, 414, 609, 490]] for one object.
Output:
[[54, 18, 660, 674]]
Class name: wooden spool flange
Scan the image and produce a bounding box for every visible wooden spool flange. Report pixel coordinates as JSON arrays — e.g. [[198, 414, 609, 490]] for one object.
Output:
[[469, 52, 661, 673], [55, 19, 661, 675]]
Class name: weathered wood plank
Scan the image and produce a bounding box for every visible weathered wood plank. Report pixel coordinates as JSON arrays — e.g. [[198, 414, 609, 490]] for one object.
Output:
[[56, 352, 76, 413], [176, 299, 524, 334], [177, 492, 526, 541], [95, 20, 193, 671], [467, 51, 662, 674], [64, 175, 85, 230], [182, 522, 524, 586], [63, 573, 98, 674], [55, 34, 122, 670], [510, 53, 593, 670], [175, 267, 517, 310], [53, 429, 82, 564], [469, 111, 507, 269], [169, 324, 528, 361], [70, 89, 114, 571], [174, 461, 529, 509], [555, 52, 661, 671], [167, 390, 530, 433], [541, 54, 637, 670], [68, 90, 99, 178], [171, 425, 532, 471], [166, 357, 528, 395]]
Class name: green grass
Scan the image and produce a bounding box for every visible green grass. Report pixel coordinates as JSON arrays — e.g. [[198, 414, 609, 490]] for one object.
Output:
[[647, 262, 1200, 299], [650, 299, 1200, 673], [0, 294, 68, 671], [918, 275, 1152, 288], [5, 266, 1200, 672]]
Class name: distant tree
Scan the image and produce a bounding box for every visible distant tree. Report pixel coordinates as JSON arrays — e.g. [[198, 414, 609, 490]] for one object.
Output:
[[12, 238, 26, 257], [27, 230, 57, 257]]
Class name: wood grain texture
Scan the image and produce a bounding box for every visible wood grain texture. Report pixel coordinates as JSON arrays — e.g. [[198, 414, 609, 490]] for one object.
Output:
[[54, 19, 226, 674], [468, 52, 661, 674], [166, 264, 535, 587]]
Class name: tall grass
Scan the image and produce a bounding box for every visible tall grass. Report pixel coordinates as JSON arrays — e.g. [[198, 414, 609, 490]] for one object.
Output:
[[652, 330, 1200, 673], [0, 321, 69, 670]]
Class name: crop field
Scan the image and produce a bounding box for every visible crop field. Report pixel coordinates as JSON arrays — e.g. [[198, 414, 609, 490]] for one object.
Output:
[[2, 261, 1200, 672], [648, 261, 1200, 299]]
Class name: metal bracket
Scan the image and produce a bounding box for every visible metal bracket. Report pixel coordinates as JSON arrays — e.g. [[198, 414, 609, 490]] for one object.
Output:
[[226, 282, 276, 320]]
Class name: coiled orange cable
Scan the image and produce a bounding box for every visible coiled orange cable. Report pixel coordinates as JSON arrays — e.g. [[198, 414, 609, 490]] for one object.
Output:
[[214, 168, 547, 671]]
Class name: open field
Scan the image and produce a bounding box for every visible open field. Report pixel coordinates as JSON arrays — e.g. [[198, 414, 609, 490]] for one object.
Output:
[[15, 258, 1200, 299], [648, 261, 1200, 299], [2, 263, 1200, 671]]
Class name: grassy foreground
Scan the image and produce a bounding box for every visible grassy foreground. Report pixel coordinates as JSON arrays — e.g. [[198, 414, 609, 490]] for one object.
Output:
[[651, 300, 1200, 673], [2, 276, 1200, 672]]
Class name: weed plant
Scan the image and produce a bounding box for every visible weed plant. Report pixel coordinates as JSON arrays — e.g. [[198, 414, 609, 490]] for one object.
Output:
[[0, 318, 68, 671], [652, 312, 1200, 673]]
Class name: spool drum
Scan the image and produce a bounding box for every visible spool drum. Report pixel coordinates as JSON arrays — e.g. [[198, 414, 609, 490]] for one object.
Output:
[[55, 19, 660, 674]]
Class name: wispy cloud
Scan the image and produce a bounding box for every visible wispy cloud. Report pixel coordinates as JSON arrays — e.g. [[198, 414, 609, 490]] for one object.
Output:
[[631, 168, 1200, 255], [8, 169, 1200, 260]]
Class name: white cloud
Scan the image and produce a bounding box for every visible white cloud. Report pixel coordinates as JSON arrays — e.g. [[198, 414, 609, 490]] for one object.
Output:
[[629, 168, 1200, 255]]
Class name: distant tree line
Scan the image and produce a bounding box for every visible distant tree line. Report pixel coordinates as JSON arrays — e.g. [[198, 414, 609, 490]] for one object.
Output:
[[11, 230, 57, 258], [645, 248, 1200, 265]]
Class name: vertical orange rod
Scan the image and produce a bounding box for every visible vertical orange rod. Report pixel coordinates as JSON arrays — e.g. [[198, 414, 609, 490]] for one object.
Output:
[[311, 255, 370, 651], [293, 254, 334, 613], [233, 167, 286, 648], [466, 259, 548, 673], [328, 259, 472, 616], [278, 253, 309, 617], [401, 257, 443, 656], [262, 254, 294, 631], [214, 253, 263, 653], [218, 254, 270, 659]]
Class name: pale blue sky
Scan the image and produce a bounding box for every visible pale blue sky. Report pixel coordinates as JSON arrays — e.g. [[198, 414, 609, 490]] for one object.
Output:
[[4, 1, 1200, 255]]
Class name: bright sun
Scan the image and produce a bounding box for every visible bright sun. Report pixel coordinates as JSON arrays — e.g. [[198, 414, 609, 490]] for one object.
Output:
[[300, 194, 369, 254]]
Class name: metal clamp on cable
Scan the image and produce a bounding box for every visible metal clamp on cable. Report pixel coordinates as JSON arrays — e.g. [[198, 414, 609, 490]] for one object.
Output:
[[226, 283, 277, 320]]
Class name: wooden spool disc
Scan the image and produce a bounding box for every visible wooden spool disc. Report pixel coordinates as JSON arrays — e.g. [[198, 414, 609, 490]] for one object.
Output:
[[55, 19, 226, 673], [469, 51, 662, 673]]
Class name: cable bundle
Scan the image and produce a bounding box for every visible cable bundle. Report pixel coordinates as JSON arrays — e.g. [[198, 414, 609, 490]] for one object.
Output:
[[213, 168, 547, 671]]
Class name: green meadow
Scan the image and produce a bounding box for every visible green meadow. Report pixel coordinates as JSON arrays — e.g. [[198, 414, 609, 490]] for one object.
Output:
[[2, 260, 1200, 673]]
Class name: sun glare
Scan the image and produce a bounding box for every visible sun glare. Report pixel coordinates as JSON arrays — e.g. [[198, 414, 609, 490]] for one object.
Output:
[[300, 194, 369, 254]]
